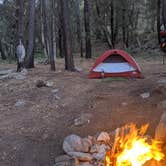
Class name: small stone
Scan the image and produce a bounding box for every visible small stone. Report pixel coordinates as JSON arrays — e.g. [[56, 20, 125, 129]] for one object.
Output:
[[46, 81, 54, 87], [54, 95, 61, 100], [140, 92, 150, 99], [68, 152, 93, 161], [52, 89, 59, 93], [75, 67, 83, 72], [21, 69, 28, 76], [97, 132, 110, 143], [42, 133, 49, 140], [15, 100, 25, 107], [121, 102, 128, 106]]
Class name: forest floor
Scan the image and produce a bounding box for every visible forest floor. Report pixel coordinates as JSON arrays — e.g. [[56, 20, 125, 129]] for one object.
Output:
[[0, 50, 166, 166]]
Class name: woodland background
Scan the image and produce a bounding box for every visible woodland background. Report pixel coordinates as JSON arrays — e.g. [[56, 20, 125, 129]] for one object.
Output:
[[0, 0, 165, 69]]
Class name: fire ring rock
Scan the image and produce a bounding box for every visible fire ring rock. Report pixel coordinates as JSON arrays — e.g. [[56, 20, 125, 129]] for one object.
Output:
[[63, 135, 91, 154]]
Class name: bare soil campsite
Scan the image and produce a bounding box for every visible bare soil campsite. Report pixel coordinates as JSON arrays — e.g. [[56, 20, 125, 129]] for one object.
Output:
[[1, 0, 166, 165], [0, 51, 165, 166]]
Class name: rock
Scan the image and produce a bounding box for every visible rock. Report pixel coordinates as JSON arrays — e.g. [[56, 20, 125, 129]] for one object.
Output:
[[75, 67, 83, 72], [36, 80, 46, 88], [14, 74, 26, 80], [157, 100, 166, 110], [155, 112, 166, 145], [92, 144, 108, 161], [80, 162, 93, 166], [54, 95, 61, 100], [15, 100, 25, 107], [90, 145, 99, 153], [121, 102, 128, 106], [21, 69, 28, 76], [54, 155, 74, 166], [63, 135, 91, 154], [74, 114, 92, 126], [97, 132, 110, 143], [52, 89, 59, 94], [140, 92, 150, 99], [0, 69, 13, 75], [68, 152, 93, 161], [46, 81, 54, 87], [54, 160, 74, 166]]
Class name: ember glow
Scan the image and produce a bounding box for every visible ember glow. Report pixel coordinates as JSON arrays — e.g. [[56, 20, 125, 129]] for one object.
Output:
[[105, 123, 164, 166]]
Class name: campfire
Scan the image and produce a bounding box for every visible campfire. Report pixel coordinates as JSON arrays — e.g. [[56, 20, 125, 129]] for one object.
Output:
[[55, 116, 166, 166], [105, 123, 164, 166]]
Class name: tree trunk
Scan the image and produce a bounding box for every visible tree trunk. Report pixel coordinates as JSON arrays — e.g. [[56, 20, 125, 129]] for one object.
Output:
[[95, 0, 113, 48], [40, 0, 49, 60], [58, 28, 64, 58], [75, 0, 83, 57], [16, 0, 24, 42], [122, 8, 126, 48], [26, 0, 35, 68], [110, 1, 115, 48], [157, 0, 161, 44], [59, 0, 75, 71], [0, 40, 6, 60], [84, 0, 92, 59], [47, 0, 55, 71], [162, 0, 166, 29]]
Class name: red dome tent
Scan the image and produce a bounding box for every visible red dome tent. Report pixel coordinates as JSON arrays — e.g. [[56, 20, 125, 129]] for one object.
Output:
[[89, 49, 142, 78]]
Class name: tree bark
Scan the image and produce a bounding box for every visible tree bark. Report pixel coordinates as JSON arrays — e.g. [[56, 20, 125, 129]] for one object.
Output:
[[0, 40, 6, 60], [75, 0, 83, 57], [110, 1, 115, 48], [84, 0, 92, 59], [59, 0, 75, 71], [15, 0, 24, 42], [47, 0, 55, 71], [26, 0, 35, 68], [157, 0, 161, 44], [162, 0, 166, 29]]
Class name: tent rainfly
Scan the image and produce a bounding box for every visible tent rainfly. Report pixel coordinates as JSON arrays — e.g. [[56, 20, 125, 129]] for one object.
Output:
[[89, 49, 142, 78]]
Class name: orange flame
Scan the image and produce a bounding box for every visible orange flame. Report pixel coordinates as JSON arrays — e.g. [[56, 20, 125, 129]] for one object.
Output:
[[105, 123, 164, 166]]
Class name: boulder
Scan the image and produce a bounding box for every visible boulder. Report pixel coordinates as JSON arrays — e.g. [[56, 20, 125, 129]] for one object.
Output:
[[97, 132, 110, 143], [92, 144, 108, 161], [63, 135, 91, 154]]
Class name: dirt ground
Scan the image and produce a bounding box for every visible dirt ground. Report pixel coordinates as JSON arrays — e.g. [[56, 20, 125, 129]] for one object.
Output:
[[0, 55, 166, 166]]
